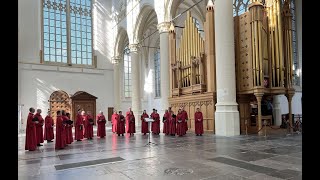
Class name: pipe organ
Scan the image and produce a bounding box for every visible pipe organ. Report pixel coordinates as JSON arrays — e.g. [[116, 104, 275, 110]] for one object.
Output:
[[168, 0, 295, 134]]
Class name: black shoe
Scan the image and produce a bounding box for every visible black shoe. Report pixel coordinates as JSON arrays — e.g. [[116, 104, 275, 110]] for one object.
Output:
[[200, 134, 202, 136], [77, 140, 82, 141], [118, 134, 120, 136], [37, 144, 43, 146], [122, 134, 124, 136]]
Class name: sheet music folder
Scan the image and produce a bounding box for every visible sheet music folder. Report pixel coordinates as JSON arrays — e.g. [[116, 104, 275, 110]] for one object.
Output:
[[145, 118, 154, 122]]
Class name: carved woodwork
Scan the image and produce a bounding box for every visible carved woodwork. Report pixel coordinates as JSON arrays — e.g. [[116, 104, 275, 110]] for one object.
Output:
[[49, 90, 71, 124], [71, 91, 97, 125]]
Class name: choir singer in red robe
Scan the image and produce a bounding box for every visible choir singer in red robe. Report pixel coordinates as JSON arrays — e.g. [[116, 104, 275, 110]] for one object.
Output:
[[25, 107, 37, 151], [152, 109, 160, 135], [96, 111, 106, 138], [62, 111, 71, 144], [194, 108, 204, 136], [84, 111, 94, 140], [66, 113, 73, 144], [35, 109, 44, 146], [44, 111, 54, 142], [117, 111, 125, 136], [168, 111, 176, 136], [55, 110, 66, 149], [141, 110, 149, 135], [181, 107, 188, 134], [163, 109, 170, 135], [176, 109, 186, 136], [111, 110, 118, 133], [126, 111, 135, 136], [75, 110, 84, 141]]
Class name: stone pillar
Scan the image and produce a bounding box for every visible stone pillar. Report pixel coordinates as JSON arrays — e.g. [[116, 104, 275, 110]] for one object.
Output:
[[112, 56, 121, 111], [157, 22, 171, 115], [129, 44, 142, 124], [273, 95, 282, 126], [214, 0, 240, 136]]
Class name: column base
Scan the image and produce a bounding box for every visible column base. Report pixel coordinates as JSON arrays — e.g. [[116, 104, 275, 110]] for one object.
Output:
[[215, 103, 240, 136]]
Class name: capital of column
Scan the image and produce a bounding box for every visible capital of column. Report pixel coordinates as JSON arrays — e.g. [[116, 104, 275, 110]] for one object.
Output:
[[157, 22, 171, 33], [112, 56, 121, 64], [129, 44, 140, 52]]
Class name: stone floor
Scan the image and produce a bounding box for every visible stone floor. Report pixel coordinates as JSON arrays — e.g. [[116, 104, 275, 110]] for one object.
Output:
[[18, 127, 302, 180]]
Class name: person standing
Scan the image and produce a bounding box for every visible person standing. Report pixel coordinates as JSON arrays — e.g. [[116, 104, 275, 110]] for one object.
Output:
[[181, 107, 189, 134], [34, 109, 44, 146], [25, 107, 37, 151], [126, 111, 136, 136], [194, 108, 204, 136], [85, 111, 94, 140], [168, 111, 176, 136], [62, 110, 71, 144], [163, 109, 170, 135], [66, 113, 73, 144], [176, 109, 186, 136], [44, 111, 54, 142], [96, 111, 106, 138], [141, 110, 149, 135], [152, 109, 160, 135], [75, 110, 84, 141], [117, 111, 125, 136], [111, 110, 118, 133], [55, 110, 66, 149]]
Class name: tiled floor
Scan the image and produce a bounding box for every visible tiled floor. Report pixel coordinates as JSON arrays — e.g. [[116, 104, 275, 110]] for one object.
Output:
[[18, 127, 302, 180]]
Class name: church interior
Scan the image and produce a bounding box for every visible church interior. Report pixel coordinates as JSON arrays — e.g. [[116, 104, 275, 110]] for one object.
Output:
[[18, 0, 302, 179]]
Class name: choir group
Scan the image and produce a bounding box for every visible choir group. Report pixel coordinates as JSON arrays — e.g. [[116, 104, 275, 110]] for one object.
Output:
[[24, 106, 204, 151]]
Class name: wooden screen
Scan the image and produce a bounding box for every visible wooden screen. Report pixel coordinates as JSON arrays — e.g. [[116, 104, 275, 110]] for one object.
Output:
[[49, 90, 71, 124]]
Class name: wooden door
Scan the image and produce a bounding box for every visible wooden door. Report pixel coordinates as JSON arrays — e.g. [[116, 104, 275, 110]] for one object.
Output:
[[49, 90, 71, 124], [107, 107, 114, 121]]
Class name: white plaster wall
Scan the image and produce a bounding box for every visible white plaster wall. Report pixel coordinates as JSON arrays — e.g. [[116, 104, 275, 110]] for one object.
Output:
[[20, 64, 114, 125], [276, 92, 302, 115]]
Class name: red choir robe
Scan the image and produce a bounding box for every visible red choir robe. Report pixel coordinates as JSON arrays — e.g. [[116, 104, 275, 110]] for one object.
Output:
[[117, 114, 125, 135], [163, 112, 170, 135], [25, 113, 37, 151], [176, 113, 186, 136], [75, 114, 84, 140], [34, 113, 44, 144], [194, 111, 204, 135], [44, 115, 54, 141], [62, 115, 72, 144], [168, 114, 176, 135], [111, 113, 118, 133], [182, 110, 188, 133], [84, 114, 94, 139], [97, 114, 106, 138], [126, 113, 136, 134], [141, 113, 149, 134], [55, 115, 66, 149], [151, 113, 160, 134]]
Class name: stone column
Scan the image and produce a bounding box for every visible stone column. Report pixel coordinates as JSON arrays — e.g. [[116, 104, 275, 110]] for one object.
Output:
[[272, 95, 282, 126], [129, 44, 142, 123], [214, 0, 240, 136], [157, 22, 171, 115], [112, 56, 121, 111]]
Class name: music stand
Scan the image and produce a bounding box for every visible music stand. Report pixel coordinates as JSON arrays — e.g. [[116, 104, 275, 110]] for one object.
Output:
[[144, 118, 157, 146]]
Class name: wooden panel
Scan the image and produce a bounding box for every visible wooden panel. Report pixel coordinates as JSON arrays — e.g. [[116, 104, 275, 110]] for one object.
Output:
[[107, 107, 114, 121], [235, 12, 253, 92], [49, 90, 71, 124], [169, 92, 215, 133], [72, 101, 95, 125]]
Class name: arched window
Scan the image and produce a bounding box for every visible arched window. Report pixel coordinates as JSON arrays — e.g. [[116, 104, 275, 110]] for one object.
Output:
[[42, 0, 93, 65], [233, 0, 250, 17], [123, 45, 131, 98], [154, 48, 161, 97], [193, 17, 200, 30], [290, 0, 299, 86]]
